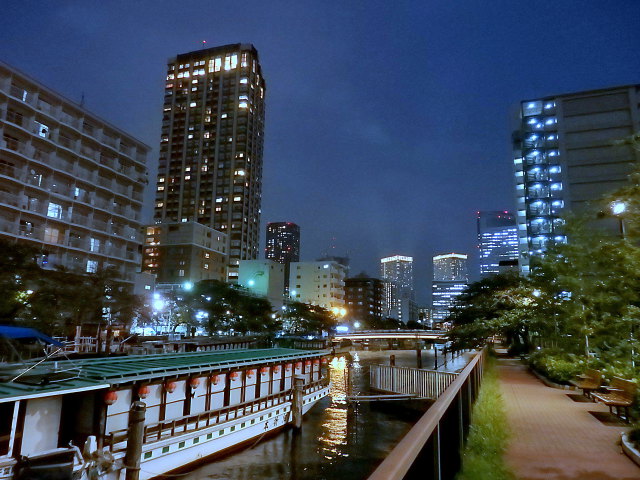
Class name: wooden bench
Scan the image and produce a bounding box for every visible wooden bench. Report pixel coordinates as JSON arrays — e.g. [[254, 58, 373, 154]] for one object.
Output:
[[592, 377, 637, 423], [569, 369, 602, 398]]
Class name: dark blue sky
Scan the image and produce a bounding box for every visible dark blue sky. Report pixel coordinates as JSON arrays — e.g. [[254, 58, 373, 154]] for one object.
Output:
[[1, 1, 637, 303]]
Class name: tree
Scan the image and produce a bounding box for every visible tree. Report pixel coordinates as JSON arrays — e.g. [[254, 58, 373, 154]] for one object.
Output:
[[281, 302, 336, 335]]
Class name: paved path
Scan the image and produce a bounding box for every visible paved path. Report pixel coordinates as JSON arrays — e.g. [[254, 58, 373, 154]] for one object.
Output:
[[497, 359, 639, 480]]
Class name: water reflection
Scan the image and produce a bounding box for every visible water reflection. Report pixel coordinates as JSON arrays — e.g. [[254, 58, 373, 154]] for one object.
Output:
[[318, 357, 348, 458]]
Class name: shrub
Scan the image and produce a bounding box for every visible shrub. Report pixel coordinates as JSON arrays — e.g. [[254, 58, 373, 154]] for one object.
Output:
[[528, 349, 585, 384]]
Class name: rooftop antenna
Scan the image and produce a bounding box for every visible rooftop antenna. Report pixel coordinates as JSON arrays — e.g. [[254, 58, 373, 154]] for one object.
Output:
[[80, 92, 85, 107]]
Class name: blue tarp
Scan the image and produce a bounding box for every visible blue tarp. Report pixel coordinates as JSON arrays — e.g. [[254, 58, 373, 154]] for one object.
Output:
[[0, 326, 63, 346]]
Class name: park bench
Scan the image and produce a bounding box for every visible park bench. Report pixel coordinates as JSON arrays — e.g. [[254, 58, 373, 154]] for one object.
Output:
[[569, 369, 602, 399], [592, 377, 637, 423]]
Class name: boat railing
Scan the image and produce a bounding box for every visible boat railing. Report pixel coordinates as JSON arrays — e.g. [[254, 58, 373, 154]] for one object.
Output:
[[106, 377, 331, 453]]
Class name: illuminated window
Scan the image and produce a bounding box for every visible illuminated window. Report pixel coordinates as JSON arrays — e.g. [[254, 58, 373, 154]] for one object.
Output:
[[221, 113, 228, 119], [157, 186, 165, 191], [47, 202, 63, 219], [224, 53, 238, 71], [190, 102, 197, 107], [44, 227, 59, 243], [158, 177, 165, 183], [234, 170, 245, 176], [239, 102, 248, 109], [86, 260, 98, 274], [240, 78, 248, 84], [241, 52, 248, 68], [178, 269, 185, 277], [233, 196, 242, 202], [90, 238, 100, 252]]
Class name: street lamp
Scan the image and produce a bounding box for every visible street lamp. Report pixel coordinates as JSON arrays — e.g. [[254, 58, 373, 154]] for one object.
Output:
[[610, 201, 627, 237]]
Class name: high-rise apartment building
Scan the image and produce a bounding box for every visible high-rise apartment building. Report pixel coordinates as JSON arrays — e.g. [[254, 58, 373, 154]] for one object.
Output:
[[0, 62, 149, 283], [265, 222, 300, 292], [153, 44, 266, 281], [289, 260, 347, 311], [380, 255, 416, 323], [513, 84, 640, 274], [477, 211, 518, 277], [344, 273, 385, 327], [432, 253, 468, 322]]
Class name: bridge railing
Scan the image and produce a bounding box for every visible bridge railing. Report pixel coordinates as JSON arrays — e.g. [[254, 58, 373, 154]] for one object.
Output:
[[370, 366, 458, 399], [367, 348, 486, 480]]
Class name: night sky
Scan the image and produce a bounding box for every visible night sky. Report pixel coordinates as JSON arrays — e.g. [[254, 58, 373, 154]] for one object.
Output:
[[1, 1, 637, 303]]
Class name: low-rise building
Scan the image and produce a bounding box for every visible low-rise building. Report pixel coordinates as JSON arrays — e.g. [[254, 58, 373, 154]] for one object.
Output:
[[289, 260, 347, 311], [238, 259, 285, 309]]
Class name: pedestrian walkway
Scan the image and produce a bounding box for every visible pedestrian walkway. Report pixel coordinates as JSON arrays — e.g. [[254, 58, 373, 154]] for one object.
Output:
[[497, 359, 639, 480]]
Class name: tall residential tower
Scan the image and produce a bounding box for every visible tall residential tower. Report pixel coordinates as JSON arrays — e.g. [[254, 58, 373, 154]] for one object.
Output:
[[265, 221, 300, 292], [152, 44, 266, 282], [380, 255, 416, 323]]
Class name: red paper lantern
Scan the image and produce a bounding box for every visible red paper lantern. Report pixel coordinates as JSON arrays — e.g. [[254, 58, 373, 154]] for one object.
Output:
[[313, 359, 320, 365], [189, 377, 201, 389], [165, 381, 177, 393], [210, 375, 220, 385], [138, 385, 150, 399], [260, 367, 269, 375], [304, 360, 312, 366], [295, 362, 302, 369], [247, 369, 256, 378], [285, 363, 292, 372], [321, 357, 328, 365], [104, 390, 118, 405], [273, 366, 281, 374], [230, 372, 239, 380]]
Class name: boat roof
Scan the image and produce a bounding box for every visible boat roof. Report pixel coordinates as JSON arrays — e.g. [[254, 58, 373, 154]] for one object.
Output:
[[0, 348, 325, 403]]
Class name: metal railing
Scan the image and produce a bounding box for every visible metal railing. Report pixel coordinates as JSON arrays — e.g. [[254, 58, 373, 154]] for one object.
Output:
[[367, 349, 486, 480], [370, 366, 458, 400]]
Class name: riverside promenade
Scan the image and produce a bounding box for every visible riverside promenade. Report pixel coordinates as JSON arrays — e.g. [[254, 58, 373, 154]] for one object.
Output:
[[497, 359, 639, 480]]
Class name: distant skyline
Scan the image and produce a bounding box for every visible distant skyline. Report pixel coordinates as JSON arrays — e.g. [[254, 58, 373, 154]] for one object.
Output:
[[1, 1, 637, 303]]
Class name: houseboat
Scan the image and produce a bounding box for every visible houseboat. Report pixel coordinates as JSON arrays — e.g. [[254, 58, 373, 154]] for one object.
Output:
[[0, 347, 330, 479]]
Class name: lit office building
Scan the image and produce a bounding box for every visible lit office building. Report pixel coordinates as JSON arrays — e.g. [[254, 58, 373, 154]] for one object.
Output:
[[265, 221, 300, 292], [0, 61, 149, 283], [154, 44, 266, 281], [513, 84, 640, 274], [432, 253, 468, 321], [477, 211, 518, 277], [380, 255, 416, 323]]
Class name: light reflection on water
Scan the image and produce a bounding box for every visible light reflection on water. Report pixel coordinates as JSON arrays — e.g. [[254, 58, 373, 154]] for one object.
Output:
[[180, 351, 429, 480]]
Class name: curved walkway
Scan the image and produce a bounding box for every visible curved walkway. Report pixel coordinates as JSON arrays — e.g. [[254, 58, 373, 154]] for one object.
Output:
[[497, 359, 639, 480]]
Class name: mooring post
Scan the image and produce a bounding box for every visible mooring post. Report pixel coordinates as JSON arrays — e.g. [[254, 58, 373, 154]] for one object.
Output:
[[292, 376, 305, 429], [389, 354, 396, 367], [416, 347, 423, 369], [125, 401, 146, 480], [434, 344, 438, 370]]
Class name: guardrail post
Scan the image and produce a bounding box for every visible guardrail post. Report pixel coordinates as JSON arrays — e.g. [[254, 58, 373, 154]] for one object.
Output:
[[433, 423, 442, 480]]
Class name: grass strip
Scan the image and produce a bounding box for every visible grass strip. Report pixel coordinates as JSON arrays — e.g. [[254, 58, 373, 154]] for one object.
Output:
[[456, 356, 515, 480]]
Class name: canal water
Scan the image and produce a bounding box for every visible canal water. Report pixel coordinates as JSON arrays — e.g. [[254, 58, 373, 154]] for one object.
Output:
[[182, 349, 462, 480]]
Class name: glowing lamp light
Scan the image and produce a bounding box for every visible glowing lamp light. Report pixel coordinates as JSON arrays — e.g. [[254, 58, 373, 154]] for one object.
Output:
[[611, 201, 627, 215], [138, 385, 150, 399], [189, 378, 201, 389], [165, 381, 177, 394], [247, 279, 255, 287], [104, 390, 118, 405], [353, 321, 361, 329], [336, 325, 349, 333], [210, 375, 220, 385], [183, 282, 193, 291]]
